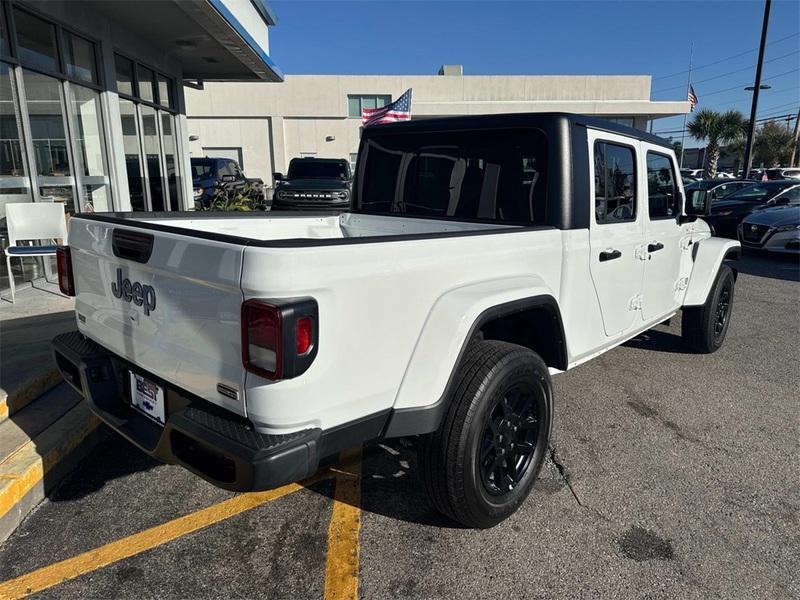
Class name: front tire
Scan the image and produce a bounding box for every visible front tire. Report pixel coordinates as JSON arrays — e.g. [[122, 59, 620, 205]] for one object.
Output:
[[419, 340, 553, 528], [682, 264, 735, 353]]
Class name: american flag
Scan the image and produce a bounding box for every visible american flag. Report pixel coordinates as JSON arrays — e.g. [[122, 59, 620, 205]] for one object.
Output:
[[688, 85, 698, 111], [362, 89, 412, 126]]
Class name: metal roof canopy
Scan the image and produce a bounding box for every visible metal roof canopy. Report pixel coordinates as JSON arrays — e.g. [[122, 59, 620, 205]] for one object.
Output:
[[86, 0, 283, 82]]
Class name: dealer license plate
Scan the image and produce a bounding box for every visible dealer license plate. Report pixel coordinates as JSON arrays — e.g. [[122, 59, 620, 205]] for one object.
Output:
[[129, 372, 165, 425]]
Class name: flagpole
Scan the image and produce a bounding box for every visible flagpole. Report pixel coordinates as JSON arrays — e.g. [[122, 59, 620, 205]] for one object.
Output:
[[679, 41, 694, 169]]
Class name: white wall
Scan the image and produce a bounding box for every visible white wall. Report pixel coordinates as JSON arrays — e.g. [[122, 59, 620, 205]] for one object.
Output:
[[186, 74, 690, 186]]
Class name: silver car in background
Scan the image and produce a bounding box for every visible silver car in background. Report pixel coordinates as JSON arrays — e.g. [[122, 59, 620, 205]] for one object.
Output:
[[738, 187, 800, 254]]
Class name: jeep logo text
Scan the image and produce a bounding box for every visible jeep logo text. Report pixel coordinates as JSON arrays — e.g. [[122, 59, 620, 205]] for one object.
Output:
[[111, 268, 156, 316]]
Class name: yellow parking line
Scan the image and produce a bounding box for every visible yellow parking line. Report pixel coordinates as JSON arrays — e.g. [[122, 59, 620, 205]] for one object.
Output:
[[324, 446, 363, 600], [0, 472, 332, 600]]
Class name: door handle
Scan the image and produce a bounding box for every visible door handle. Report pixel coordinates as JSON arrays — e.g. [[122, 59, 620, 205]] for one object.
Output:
[[599, 249, 622, 262], [648, 242, 665, 253]]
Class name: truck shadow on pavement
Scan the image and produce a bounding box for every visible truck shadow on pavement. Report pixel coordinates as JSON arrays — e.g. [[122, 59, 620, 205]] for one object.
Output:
[[49, 432, 159, 502], [623, 327, 688, 355]]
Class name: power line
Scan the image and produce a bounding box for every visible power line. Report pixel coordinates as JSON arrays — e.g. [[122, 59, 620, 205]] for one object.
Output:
[[652, 31, 799, 81], [699, 67, 800, 98], [653, 49, 799, 93], [652, 108, 799, 136], [757, 102, 800, 117]]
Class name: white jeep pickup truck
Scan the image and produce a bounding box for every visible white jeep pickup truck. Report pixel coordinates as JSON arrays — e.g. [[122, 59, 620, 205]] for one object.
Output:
[[53, 114, 739, 528]]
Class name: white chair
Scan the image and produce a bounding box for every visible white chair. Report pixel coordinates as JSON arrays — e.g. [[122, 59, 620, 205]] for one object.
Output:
[[4, 203, 68, 303]]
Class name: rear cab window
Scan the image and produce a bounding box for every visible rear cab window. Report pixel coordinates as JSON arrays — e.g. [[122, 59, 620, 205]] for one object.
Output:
[[356, 128, 548, 224]]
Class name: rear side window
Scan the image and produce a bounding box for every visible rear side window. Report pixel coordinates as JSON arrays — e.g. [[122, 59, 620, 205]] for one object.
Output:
[[646, 152, 679, 219], [594, 141, 636, 223], [358, 128, 548, 224]]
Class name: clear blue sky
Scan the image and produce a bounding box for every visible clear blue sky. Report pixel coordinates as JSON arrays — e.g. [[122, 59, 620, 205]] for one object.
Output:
[[270, 1, 800, 145]]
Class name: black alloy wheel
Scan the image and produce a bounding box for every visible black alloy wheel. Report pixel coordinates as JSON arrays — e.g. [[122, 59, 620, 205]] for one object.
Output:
[[479, 383, 540, 495]]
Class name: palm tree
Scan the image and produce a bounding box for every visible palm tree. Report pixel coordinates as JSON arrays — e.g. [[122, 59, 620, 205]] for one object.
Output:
[[687, 109, 747, 178]]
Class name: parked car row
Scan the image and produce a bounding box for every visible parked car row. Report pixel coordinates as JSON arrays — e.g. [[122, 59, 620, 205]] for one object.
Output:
[[681, 167, 800, 182]]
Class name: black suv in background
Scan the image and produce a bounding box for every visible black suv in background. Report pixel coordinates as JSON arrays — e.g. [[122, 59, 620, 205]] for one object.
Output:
[[192, 157, 266, 209], [273, 158, 352, 210]]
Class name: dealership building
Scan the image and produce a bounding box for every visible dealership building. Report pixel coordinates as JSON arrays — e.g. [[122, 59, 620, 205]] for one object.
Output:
[[185, 65, 690, 186], [0, 0, 281, 217]]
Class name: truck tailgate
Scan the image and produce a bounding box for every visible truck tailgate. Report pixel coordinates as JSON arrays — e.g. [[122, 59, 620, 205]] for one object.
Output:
[[69, 219, 247, 416]]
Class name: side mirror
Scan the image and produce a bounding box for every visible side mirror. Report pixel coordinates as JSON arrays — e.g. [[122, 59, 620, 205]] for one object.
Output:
[[220, 174, 236, 183], [272, 172, 283, 181], [681, 189, 707, 223]]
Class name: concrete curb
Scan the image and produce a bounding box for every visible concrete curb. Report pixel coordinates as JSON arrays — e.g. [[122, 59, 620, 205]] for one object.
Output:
[[0, 369, 62, 426], [0, 400, 103, 543]]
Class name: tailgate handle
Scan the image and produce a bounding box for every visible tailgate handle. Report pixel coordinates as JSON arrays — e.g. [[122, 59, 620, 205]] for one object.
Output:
[[112, 229, 154, 264]]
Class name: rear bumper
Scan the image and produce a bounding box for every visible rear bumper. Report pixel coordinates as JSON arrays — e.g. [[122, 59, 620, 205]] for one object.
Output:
[[52, 331, 321, 492]]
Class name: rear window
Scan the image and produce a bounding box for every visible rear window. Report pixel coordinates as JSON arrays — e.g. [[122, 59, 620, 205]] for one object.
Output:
[[191, 159, 214, 178], [288, 160, 348, 180], [357, 128, 548, 224]]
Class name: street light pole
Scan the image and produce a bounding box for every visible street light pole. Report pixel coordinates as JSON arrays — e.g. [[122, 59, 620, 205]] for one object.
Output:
[[790, 107, 800, 167], [741, 0, 772, 179]]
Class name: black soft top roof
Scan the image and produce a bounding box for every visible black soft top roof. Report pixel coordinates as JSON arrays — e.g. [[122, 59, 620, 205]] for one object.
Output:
[[361, 112, 673, 150]]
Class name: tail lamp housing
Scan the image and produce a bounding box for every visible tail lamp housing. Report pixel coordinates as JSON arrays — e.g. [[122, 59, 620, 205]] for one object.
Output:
[[56, 246, 75, 296], [241, 298, 318, 381]]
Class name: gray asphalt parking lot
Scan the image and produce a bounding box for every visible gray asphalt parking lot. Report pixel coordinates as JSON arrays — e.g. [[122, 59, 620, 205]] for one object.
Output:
[[1, 251, 798, 600]]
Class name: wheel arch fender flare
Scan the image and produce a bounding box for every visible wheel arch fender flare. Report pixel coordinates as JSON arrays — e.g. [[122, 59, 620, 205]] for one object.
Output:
[[683, 237, 741, 307], [383, 276, 565, 438]]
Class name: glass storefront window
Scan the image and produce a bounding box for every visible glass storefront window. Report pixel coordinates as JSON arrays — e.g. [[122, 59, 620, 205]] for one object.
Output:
[[161, 112, 180, 210], [120, 99, 144, 211], [157, 75, 172, 109], [137, 65, 155, 103], [13, 8, 59, 73], [115, 54, 134, 97], [0, 6, 9, 56], [69, 84, 109, 211], [22, 69, 75, 213], [64, 32, 97, 85], [1, 62, 32, 222], [140, 105, 164, 210]]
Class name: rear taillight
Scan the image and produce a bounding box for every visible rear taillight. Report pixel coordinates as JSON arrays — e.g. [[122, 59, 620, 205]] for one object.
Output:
[[296, 316, 313, 355], [241, 298, 318, 381], [56, 246, 75, 296]]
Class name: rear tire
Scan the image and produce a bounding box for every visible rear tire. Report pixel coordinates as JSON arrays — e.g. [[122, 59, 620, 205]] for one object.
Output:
[[419, 340, 552, 528], [682, 264, 735, 353]]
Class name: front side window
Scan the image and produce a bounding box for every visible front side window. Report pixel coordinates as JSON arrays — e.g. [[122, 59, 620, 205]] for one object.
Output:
[[13, 8, 58, 72], [594, 141, 636, 224], [63, 32, 96, 84], [359, 128, 548, 223], [646, 152, 678, 219]]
